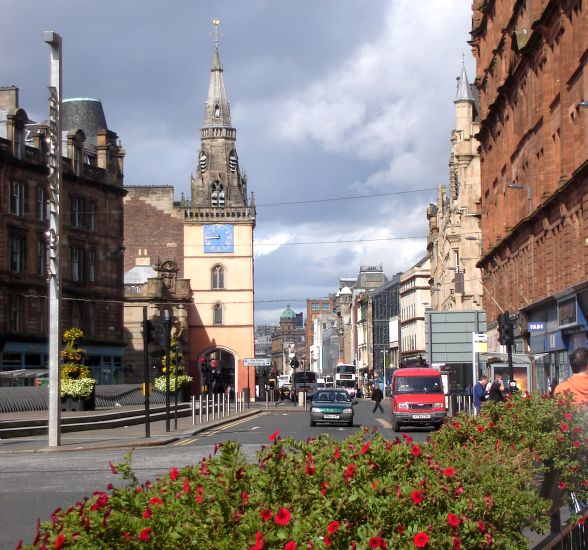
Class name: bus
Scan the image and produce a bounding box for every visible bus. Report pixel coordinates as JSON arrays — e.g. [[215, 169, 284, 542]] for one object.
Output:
[[335, 363, 357, 397], [291, 370, 318, 400]]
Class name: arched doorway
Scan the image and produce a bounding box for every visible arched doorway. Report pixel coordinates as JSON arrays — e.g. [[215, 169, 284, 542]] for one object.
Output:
[[201, 347, 235, 397]]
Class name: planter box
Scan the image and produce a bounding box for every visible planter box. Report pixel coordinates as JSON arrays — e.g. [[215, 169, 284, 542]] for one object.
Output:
[[61, 395, 95, 412]]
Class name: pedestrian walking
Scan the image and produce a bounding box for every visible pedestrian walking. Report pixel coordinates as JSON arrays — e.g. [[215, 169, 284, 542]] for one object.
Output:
[[554, 347, 588, 405], [371, 386, 384, 413], [473, 375, 488, 414], [487, 373, 505, 403]]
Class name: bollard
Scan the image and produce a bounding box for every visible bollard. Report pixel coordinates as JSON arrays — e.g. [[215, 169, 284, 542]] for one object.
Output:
[[199, 395, 203, 424], [212, 394, 216, 420], [192, 395, 196, 426], [206, 395, 209, 423], [266, 390, 269, 410]]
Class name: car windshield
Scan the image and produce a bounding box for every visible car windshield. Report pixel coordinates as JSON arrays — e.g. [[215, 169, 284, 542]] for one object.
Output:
[[394, 376, 442, 394], [314, 391, 351, 403]]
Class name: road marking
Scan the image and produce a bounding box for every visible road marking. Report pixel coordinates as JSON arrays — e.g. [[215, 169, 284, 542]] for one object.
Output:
[[174, 437, 198, 446], [251, 426, 260, 430], [376, 418, 392, 429], [202, 413, 268, 436]]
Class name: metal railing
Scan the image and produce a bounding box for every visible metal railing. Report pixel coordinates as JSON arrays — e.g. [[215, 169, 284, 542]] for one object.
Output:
[[191, 392, 247, 425]]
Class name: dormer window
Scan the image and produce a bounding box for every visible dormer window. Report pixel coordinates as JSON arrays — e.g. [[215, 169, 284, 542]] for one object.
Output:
[[13, 123, 24, 159], [214, 104, 220, 118], [211, 181, 225, 207]]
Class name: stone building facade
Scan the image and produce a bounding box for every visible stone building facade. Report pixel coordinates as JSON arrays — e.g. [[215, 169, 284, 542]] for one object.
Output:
[[123, 42, 256, 397], [427, 65, 483, 311], [470, 0, 588, 391], [0, 87, 126, 383]]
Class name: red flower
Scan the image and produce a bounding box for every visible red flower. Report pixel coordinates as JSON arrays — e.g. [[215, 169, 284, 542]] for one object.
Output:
[[250, 530, 264, 550], [108, 462, 117, 474], [324, 535, 332, 546], [140, 527, 152, 541], [443, 467, 456, 477], [274, 507, 291, 526], [242, 490, 250, 505], [454, 486, 464, 496], [368, 536, 387, 548], [371, 481, 377, 490], [327, 520, 340, 534], [565, 413, 573, 420], [361, 441, 371, 454], [54, 533, 65, 550], [477, 425, 485, 433], [411, 445, 422, 457], [413, 531, 429, 548], [260, 509, 272, 521], [170, 467, 179, 481], [269, 430, 280, 442], [410, 490, 424, 505], [396, 525, 405, 534], [402, 433, 413, 444], [90, 492, 108, 511], [143, 506, 152, 519], [284, 542, 297, 550], [448, 513, 461, 528], [485, 533, 492, 544], [558, 481, 566, 490], [478, 520, 486, 532], [560, 423, 569, 433], [196, 485, 203, 504], [183, 477, 190, 494], [333, 448, 341, 459], [453, 536, 461, 549], [321, 482, 330, 496], [305, 464, 316, 476], [343, 463, 357, 481], [149, 497, 163, 506]]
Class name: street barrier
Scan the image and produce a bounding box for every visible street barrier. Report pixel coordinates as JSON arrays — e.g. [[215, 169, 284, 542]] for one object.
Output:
[[192, 392, 246, 426]]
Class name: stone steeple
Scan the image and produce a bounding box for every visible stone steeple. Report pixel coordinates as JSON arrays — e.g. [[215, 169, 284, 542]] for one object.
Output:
[[190, 44, 248, 208], [454, 62, 475, 103]]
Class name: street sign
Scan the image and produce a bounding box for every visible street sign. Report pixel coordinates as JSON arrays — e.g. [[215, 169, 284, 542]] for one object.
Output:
[[243, 358, 271, 367]]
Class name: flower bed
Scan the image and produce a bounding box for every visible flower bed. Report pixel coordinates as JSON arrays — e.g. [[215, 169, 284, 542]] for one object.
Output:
[[19, 393, 587, 549]]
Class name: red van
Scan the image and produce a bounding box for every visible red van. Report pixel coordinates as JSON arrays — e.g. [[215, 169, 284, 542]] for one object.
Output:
[[390, 368, 447, 431]]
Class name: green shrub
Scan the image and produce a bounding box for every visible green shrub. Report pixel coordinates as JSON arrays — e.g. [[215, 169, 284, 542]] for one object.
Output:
[[19, 394, 587, 549]]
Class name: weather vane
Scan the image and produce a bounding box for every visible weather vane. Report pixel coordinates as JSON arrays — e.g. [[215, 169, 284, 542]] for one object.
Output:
[[211, 19, 222, 47]]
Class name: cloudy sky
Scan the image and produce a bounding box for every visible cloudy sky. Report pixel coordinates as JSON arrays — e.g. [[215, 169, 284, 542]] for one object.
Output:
[[1, 0, 474, 325]]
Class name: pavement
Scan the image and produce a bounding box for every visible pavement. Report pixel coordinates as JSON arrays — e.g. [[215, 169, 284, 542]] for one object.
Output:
[[0, 399, 302, 454]]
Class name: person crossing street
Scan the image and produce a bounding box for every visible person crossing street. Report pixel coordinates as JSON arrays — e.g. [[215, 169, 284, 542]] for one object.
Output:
[[371, 386, 384, 413]]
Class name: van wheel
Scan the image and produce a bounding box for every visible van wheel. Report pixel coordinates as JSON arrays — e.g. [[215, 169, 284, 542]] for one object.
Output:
[[391, 418, 401, 432], [310, 419, 316, 427]]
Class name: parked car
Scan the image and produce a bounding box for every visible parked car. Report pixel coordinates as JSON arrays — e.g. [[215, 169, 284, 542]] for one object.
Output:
[[310, 388, 357, 427], [390, 368, 447, 431]]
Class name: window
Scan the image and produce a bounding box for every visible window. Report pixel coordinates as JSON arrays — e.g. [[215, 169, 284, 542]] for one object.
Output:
[[37, 297, 47, 334], [213, 303, 223, 325], [70, 195, 82, 228], [70, 246, 84, 282], [322, 303, 330, 310], [85, 302, 96, 337], [37, 239, 46, 277], [70, 300, 82, 329], [211, 181, 225, 207], [88, 249, 96, 283], [35, 186, 46, 221], [9, 181, 25, 216], [9, 234, 26, 273], [8, 294, 23, 333], [211, 265, 224, 289], [312, 303, 320, 311]]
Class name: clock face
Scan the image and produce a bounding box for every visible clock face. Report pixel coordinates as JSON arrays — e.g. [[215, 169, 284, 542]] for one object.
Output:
[[203, 224, 234, 253]]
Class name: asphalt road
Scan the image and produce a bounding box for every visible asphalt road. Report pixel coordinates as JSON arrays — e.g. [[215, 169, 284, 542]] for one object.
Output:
[[0, 399, 432, 549]]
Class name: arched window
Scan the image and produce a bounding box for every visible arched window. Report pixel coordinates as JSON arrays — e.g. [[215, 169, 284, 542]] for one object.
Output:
[[211, 181, 225, 207], [213, 303, 223, 325], [211, 265, 224, 289]]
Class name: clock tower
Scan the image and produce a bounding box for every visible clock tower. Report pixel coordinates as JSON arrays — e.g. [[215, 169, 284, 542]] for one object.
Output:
[[182, 23, 256, 399]]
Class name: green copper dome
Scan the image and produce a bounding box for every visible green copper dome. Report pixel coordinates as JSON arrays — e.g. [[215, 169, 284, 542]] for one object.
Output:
[[280, 305, 297, 320]]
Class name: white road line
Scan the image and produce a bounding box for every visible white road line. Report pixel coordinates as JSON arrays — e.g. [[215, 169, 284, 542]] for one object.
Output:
[[376, 418, 392, 429]]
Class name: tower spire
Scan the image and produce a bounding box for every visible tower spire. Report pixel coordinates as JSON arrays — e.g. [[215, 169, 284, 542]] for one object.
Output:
[[455, 58, 475, 103], [204, 18, 231, 127]]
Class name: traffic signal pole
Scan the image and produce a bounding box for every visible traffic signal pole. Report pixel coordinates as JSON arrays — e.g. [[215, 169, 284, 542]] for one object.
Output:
[[142, 306, 151, 438]]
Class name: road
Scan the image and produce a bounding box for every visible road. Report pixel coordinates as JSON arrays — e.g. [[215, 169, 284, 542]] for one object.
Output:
[[0, 399, 433, 549]]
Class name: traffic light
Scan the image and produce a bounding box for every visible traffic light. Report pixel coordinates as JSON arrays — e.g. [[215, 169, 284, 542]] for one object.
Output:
[[497, 312, 515, 347], [142, 319, 155, 344], [290, 357, 300, 370]]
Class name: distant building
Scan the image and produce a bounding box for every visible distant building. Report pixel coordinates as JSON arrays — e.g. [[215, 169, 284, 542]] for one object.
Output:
[[0, 87, 126, 382], [305, 296, 335, 368], [371, 273, 402, 373], [270, 306, 305, 375]]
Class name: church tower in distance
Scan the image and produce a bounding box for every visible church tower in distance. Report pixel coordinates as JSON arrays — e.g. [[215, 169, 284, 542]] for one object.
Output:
[[182, 22, 256, 399]]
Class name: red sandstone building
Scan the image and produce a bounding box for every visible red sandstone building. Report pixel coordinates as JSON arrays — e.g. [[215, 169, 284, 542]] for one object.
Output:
[[470, 0, 588, 391]]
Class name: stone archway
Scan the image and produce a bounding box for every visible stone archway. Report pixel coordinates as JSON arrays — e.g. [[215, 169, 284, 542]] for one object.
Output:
[[205, 347, 236, 397]]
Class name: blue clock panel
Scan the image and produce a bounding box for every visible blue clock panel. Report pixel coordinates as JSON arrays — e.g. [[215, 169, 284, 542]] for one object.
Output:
[[203, 223, 234, 253]]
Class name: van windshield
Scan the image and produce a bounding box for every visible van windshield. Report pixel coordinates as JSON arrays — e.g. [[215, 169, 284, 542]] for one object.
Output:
[[394, 376, 442, 394]]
